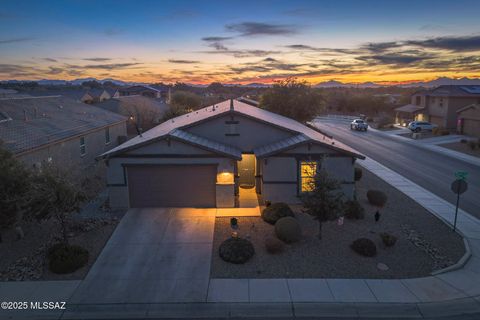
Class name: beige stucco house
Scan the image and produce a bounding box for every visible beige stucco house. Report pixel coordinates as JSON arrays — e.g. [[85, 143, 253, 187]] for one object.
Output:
[[0, 96, 127, 172], [99, 99, 364, 209], [457, 104, 480, 137], [395, 86, 480, 129]]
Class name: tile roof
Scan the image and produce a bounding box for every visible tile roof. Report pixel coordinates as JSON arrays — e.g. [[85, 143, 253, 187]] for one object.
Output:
[[415, 85, 480, 97], [169, 129, 242, 159], [395, 104, 425, 113], [254, 134, 309, 158], [100, 99, 364, 159], [0, 96, 126, 155]]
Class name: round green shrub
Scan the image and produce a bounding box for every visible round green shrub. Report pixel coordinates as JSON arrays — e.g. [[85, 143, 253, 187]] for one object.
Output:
[[354, 167, 363, 181], [380, 232, 397, 247], [48, 243, 89, 274], [261, 202, 294, 224], [264, 236, 284, 254], [219, 237, 255, 264], [275, 217, 301, 243], [350, 238, 377, 257], [366, 190, 387, 207], [344, 200, 365, 220]]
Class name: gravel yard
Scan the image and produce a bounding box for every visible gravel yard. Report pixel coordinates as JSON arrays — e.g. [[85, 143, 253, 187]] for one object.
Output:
[[440, 141, 480, 158], [0, 203, 126, 281], [211, 168, 465, 279]]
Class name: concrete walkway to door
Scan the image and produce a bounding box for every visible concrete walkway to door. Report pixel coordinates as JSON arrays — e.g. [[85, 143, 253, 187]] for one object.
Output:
[[69, 208, 215, 304]]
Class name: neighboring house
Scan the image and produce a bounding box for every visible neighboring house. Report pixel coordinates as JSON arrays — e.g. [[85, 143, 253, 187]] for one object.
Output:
[[457, 104, 480, 137], [395, 86, 480, 129], [99, 99, 364, 209], [117, 85, 165, 98], [237, 96, 259, 107], [81, 88, 111, 104], [94, 95, 169, 136], [373, 93, 403, 106], [0, 96, 127, 171]]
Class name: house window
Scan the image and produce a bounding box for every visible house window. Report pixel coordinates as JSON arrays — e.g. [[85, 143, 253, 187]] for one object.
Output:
[[300, 161, 317, 192], [439, 98, 444, 107], [105, 127, 111, 145], [415, 96, 421, 106], [80, 137, 86, 156]]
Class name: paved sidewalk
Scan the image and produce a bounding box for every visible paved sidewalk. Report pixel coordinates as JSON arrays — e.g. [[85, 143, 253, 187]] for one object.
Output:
[[367, 126, 480, 167]]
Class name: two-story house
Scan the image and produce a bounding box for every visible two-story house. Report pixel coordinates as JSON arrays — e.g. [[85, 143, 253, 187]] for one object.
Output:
[[395, 86, 480, 129]]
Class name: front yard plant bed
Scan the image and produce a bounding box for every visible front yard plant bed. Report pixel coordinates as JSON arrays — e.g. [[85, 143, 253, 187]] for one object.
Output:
[[211, 169, 465, 279]]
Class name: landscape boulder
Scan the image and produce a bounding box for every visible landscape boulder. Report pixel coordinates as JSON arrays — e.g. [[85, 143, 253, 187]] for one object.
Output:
[[261, 202, 294, 224], [275, 217, 301, 243]]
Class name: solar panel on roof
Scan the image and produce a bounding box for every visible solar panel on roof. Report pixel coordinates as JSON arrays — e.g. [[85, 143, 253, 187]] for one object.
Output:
[[461, 86, 480, 94]]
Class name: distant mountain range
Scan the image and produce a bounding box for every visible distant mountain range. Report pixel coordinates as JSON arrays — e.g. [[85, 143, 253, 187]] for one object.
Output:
[[2, 76, 480, 88], [314, 77, 480, 88]]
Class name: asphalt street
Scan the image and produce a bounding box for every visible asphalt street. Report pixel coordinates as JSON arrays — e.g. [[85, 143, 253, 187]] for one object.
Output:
[[314, 120, 480, 219]]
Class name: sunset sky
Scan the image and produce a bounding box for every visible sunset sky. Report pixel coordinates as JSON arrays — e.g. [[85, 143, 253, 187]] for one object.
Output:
[[1, 0, 480, 84]]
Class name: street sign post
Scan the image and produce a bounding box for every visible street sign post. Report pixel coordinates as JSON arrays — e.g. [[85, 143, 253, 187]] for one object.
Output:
[[451, 179, 468, 232]]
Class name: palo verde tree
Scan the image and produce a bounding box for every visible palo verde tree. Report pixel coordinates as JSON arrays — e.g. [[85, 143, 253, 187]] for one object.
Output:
[[260, 78, 323, 123], [28, 166, 86, 244], [301, 162, 345, 239]]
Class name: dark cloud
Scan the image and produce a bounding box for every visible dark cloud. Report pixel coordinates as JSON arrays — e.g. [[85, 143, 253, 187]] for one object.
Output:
[[359, 53, 431, 65], [284, 44, 361, 55], [201, 49, 281, 58], [361, 41, 402, 53], [201, 36, 233, 42], [0, 37, 34, 44], [83, 57, 112, 62], [43, 58, 58, 62], [225, 22, 298, 36], [65, 63, 141, 70], [168, 59, 200, 64], [406, 35, 480, 52], [201, 36, 232, 51]]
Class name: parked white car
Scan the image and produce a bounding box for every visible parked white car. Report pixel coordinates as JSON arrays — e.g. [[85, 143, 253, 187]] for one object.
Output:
[[407, 121, 437, 132], [350, 119, 368, 131]]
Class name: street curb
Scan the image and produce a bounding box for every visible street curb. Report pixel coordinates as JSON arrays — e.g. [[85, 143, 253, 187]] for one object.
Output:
[[431, 238, 471, 276]]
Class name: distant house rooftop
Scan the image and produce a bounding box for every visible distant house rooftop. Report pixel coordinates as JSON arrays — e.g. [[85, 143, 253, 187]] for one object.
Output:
[[0, 96, 126, 155], [414, 85, 480, 97]]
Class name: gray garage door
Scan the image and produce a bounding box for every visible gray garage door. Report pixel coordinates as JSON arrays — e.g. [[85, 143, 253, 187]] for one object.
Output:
[[127, 165, 217, 208]]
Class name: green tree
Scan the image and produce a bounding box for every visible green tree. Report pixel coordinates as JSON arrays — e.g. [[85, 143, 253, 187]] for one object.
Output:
[[170, 90, 202, 110], [301, 164, 345, 239], [260, 78, 323, 123]]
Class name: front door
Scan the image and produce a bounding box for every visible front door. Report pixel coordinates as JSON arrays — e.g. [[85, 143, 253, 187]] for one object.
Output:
[[237, 154, 255, 187]]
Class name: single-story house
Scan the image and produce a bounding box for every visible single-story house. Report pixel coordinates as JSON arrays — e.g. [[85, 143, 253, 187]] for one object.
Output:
[[118, 85, 165, 99], [0, 96, 127, 171], [457, 104, 480, 137], [99, 99, 364, 209], [81, 88, 112, 104], [94, 95, 170, 136]]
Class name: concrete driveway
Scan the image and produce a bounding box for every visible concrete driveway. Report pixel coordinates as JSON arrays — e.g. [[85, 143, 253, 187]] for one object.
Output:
[[70, 208, 215, 304]]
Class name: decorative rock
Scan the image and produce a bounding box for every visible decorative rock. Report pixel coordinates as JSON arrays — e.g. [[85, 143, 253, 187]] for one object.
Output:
[[377, 262, 389, 271]]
